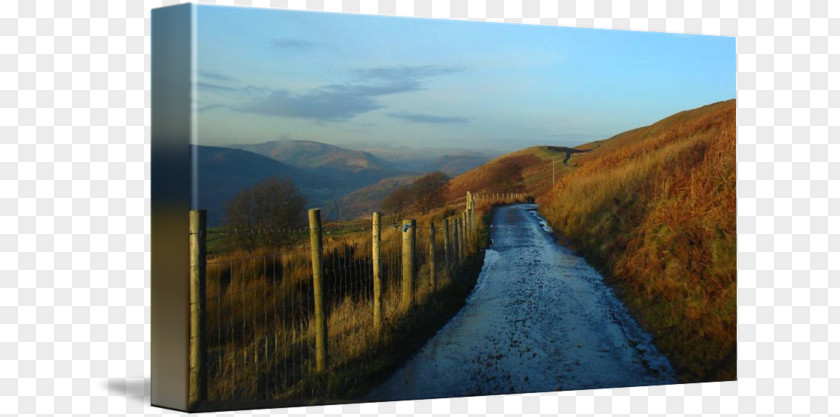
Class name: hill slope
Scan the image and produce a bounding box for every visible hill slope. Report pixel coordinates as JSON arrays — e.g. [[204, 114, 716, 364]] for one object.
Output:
[[195, 145, 342, 226], [325, 174, 421, 221], [430, 153, 493, 177], [538, 100, 737, 382], [360, 146, 496, 176], [440, 99, 736, 382], [445, 145, 586, 200]]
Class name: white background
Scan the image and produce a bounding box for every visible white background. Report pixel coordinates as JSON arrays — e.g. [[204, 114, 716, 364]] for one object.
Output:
[[1, 0, 837, 415]]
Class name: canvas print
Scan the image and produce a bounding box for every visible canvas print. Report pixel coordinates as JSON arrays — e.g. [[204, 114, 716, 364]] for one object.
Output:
[[151, 4, 735, 412]]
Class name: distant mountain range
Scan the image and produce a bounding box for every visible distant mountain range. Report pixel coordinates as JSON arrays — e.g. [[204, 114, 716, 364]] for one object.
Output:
[[229, 140, 404, 191], [194, 145, 344, 226], [196, 140, 494, 225]]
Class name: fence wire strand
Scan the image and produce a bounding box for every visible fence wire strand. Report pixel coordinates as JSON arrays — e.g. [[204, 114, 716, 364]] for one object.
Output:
[[190, 194, 523, 404]]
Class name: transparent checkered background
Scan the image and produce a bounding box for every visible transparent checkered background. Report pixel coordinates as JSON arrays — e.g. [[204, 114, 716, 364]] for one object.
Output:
[[1, 0, 836, 415]]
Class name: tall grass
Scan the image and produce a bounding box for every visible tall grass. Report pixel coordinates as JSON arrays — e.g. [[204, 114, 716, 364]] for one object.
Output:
[[198, 202, 490, 407], [539, 100, 736, 381], [446, 147, 573, 200]]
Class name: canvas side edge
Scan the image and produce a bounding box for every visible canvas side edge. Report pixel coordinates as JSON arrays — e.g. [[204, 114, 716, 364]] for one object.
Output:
[[150, 3, 193, 412]]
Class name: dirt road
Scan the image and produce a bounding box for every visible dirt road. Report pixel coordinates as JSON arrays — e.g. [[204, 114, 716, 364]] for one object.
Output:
[[365, 204, 675, 402]]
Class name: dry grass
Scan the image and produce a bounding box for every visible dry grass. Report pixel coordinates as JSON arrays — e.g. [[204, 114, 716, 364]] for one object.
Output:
[[198, 201, 489, 405], [445, 146, 576, 200], [538, 100, 736, 381]]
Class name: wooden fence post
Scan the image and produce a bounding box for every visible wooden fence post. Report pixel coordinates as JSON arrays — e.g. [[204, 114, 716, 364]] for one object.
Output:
[[463, 215, 468, 256], [465, 192, 473, 250], [188, 209, 207, 410], [429, 221, 436, 291], [461, 209, 467, 252], [467, 196, 478, 249], [463, 209, 470, 253], [372, 211, 382, 335], [456, 216, 463, 260], [461, 209, 470, 254], [308, 208, 327, 372], [452, 216, 460, 267], [401, 219, 416, 309], [470, 205, 475, 246], [443, 218, 450, 270], [466, 210, 472, 252]]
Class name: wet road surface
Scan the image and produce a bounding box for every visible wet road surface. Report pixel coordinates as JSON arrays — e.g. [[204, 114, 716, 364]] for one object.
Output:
[[365, 204, 675, 402]]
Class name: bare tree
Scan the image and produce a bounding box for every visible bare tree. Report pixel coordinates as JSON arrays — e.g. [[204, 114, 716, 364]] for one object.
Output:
[[381, 171, 449, 218], [225, 178, 307, 251], [381, 186, 413, 220], [410, 171, 449, 215]]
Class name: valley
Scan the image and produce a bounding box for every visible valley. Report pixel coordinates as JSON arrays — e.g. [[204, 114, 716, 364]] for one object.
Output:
[[197, 139, 494, 225], [197, 99, 736, 383]]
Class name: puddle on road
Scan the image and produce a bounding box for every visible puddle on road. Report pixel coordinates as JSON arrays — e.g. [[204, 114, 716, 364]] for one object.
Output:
[[365, 204, 676, 402]]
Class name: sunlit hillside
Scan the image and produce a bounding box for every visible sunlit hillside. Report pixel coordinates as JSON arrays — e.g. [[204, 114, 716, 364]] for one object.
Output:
[[327, 174, 421, 220], [445, 146, 585, 200], [440, 99, 736, 382], [538, 100, 736, 381]]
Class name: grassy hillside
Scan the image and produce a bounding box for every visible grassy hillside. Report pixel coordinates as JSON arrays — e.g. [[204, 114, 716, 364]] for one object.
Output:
[[538, 100, 736, 381], [429, 153, 493, 176], [360, 146, 495, 175], [445, 146, 583, 200], [326, 174, 421, 220]]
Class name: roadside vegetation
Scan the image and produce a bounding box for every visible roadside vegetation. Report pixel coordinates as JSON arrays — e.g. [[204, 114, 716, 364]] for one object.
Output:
[[539, 100, 737, 381], [200, 174, 492, 407], [439, 99, 736, 382]]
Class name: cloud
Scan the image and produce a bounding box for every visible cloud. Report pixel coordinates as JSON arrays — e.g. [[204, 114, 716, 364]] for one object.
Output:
[[236, 65, 465, 122], [387, 112, 470, 124], [196, 103, 225, 112], [197, 82, 238, 93], [354, 65, 463, 82], [238, 85, 385, 121], [198, 71, 236, 82], [271, 38, 315, 51]]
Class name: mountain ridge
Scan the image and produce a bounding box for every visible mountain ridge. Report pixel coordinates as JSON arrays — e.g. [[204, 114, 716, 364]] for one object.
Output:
[[194, 145, 344, 226]]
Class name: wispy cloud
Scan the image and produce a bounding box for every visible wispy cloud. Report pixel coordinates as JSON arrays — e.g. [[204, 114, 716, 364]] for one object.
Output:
[[236, 65, 465, 122], [354, 65, 463, 82], [271, 38, 316, 51], [238, 85, 386, 121], [196, 103, 225, 112], [388, 112, 470, 124], [198, 71, 236, 82], [197, 82, 238, 93]]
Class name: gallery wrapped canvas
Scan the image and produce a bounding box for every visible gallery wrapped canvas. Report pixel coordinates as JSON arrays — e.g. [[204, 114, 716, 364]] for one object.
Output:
[[151, 3, 735, 412]]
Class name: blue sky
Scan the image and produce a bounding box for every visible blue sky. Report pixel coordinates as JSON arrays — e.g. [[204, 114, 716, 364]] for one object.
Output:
[[194, 5, 735, 152]]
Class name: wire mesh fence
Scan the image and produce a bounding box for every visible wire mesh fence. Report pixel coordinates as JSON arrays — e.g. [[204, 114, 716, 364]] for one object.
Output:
[[187, 192, 525, 407]]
